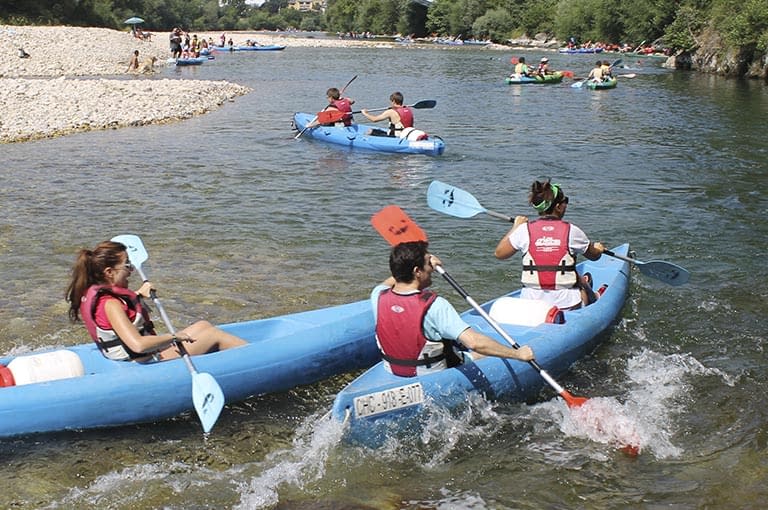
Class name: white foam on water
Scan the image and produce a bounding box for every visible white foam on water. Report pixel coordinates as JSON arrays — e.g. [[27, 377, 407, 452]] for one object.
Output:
[[234, 411, 346, 509], [538, 348, 737, 458], [42, 460, 224, 509]]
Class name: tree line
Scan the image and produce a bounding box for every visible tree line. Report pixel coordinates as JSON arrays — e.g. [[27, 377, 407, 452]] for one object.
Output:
[[1, 0, 766, 56]]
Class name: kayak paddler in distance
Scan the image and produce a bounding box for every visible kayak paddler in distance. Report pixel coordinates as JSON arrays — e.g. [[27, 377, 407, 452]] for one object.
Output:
[[306, 86, 355, 129]]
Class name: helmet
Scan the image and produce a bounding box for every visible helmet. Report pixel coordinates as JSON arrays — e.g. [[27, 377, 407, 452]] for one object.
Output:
[[541, 57, 549, 63]]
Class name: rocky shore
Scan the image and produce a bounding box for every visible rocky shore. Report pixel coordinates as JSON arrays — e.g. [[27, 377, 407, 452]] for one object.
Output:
[[0, 26, 549, 143]]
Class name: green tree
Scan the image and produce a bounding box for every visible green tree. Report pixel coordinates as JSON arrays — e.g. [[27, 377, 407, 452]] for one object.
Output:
[[472, 7, 514, 41]]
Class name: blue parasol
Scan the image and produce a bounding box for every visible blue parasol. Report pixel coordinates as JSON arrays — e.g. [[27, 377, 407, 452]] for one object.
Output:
[[124, 17, 145, 25]]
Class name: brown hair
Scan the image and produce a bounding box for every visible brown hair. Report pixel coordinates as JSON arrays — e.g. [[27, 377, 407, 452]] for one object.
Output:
[[65, 241, 126, 322], [529, 179, 564, 215]]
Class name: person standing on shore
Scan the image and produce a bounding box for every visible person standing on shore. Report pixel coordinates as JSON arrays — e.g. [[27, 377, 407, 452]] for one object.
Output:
[[169, 28, 182, 58]]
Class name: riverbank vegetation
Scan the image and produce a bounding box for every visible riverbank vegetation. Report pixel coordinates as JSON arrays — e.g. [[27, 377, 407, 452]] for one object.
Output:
[[3, 0, 766, 77]]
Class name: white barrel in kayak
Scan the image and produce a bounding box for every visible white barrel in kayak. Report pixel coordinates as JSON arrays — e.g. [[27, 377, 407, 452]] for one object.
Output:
[[6, 350, 85, 386], [488, 297, 565, 326]]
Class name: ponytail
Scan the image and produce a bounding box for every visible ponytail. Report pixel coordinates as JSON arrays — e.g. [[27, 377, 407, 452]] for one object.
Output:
[[65, 241, 126, 322]]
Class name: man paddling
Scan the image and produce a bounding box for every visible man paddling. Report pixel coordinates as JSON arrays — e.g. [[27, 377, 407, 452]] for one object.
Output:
[[361, 91, 416, 138], [373, 241, 534, 377]]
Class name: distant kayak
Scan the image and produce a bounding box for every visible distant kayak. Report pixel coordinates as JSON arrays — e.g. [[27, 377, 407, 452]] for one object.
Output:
[[587, 77, 618, 89], [505, 71, 564, 85], [221, 44, 286, 52], [174, 56, 206, 66], [293, 112, 445, 156], [558, 47, 604, 54]]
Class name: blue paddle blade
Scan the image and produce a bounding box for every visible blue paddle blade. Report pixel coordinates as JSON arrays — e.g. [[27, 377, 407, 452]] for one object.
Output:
[[111, 234, 149, 268], [637, 260, 690, 286], [427, 180, 487, 218], [571, 80, 585, 88], [192, 372, 225, 433]]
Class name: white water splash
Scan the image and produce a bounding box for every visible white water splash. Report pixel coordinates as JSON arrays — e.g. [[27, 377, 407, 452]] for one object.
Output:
[[43, 460, 226, 509], [549, 348, 738, 458], [234, 412, 346, 509]]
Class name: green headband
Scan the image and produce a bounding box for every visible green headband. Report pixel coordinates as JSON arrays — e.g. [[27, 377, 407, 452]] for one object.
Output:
[[532, 183, 560, 212]]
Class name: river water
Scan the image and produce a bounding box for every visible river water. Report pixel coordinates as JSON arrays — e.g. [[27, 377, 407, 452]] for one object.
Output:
[[1, 42, 766, 509]]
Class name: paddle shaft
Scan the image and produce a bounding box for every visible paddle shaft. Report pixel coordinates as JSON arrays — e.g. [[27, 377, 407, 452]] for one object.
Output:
[[295, 75, 358, 139], [433, 265, 571, 398], [134, 266, 197, 374]]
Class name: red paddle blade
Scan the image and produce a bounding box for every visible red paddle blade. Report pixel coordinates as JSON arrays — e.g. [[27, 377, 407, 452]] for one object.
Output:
[[510, 57, 519, 64], [316, 110, 346, 124], [621, 444, 640, 457], [371, 205, 428, 246], [561, 390, 588, 408], [561, 70, 575, 78]]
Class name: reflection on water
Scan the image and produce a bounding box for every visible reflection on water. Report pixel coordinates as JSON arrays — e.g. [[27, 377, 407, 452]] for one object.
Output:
[[1, 45, 767, 509]]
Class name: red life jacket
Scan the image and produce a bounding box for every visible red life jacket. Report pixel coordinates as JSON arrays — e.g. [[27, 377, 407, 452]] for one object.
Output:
[[330, 98, 353, 126], [394, 106, 414, 129], [521, 218, 578, 290], [375, 289, 447, 377], [81, 285, 156, 360]]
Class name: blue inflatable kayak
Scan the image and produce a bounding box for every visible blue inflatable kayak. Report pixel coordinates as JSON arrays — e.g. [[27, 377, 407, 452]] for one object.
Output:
[[0, 299, 379, 438], [174, 56, 207, 66], [219, 44, 286, 52], [293, 112, 445, 156], [331, 244, 631, 446]]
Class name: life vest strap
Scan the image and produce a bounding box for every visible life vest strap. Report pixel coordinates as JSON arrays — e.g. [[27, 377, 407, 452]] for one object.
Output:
[[522, 263, 576, 273], [380, 350, 445, 368]]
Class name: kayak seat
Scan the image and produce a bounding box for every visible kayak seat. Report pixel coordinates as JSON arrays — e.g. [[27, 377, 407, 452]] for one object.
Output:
[[488, 297, 565, 326]]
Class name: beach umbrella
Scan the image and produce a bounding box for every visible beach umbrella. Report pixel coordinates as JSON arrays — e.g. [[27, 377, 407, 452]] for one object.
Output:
[[124, 17, 144, 25]]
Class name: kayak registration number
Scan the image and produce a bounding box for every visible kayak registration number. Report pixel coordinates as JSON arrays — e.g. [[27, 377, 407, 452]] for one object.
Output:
[[353, 382, 425, 419]]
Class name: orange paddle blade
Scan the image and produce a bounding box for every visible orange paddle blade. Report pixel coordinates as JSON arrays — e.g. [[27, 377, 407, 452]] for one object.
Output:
[[371, 205, 428, 246], [561, 390, 588, 408], [316, 109, 346, 124], [561, 70, 575, 78]]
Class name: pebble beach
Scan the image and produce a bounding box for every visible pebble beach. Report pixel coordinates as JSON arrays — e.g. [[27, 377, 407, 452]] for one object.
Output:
[[0, 26, 425, 143]]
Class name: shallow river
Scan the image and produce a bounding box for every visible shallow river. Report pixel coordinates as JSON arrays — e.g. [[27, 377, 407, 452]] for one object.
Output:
[[1, 41, 767, 509]]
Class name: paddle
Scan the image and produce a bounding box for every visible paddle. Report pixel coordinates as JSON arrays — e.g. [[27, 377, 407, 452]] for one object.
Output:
[[426, 180, 690, 286], [111, 234, 225, 434], [571, 59, 622, 88], [295, 74, 357, 139], [371, 205, 589, 409], [315, 100, 437, 125]]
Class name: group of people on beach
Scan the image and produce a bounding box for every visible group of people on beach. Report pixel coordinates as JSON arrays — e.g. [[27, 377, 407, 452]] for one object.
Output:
[[169, 27, 216, 59]]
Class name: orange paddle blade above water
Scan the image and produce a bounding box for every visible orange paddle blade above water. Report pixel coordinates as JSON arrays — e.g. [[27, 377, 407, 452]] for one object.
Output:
[[371, 205, 428, 246]]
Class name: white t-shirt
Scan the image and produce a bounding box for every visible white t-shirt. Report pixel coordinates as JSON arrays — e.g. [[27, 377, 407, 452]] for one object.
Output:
[[507, 221, 590, 309]]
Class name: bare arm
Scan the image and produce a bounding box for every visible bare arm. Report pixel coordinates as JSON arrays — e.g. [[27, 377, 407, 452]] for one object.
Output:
[[104, 299, 187, 354], [494, 215, 528, 259], [583, 241, 606, 261], [457, 328, 534, 361], [361, 109, 396, 124]]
